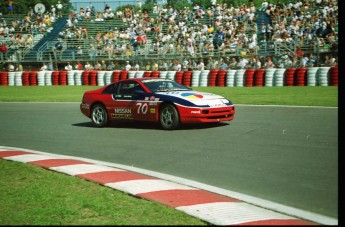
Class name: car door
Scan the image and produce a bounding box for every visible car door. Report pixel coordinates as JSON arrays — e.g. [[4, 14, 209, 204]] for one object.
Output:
[[110, 80, 157, 121]]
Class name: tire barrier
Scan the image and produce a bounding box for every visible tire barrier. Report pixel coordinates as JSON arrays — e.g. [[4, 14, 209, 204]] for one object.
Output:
[[0, 72, 8, 86], [22, 71, 30, 86], [330, 67, 338, 86], [0, 68, 338, 87], [51, 71, 59, 85], [183, 71, 192, 87], [175, 71, 183, 84], [264, 68, 276, 87], [235, 69, 245, 87], [59, 71, 67, 85], [82, 71, 90, 85], [75, 70, 83, 86], [15, 71, 23, 86], [159, 71, 168, 79], [151, 70, 160, 78], [274, 68, 285, 87], [143, 71, 152, 78], [135, 70, 145, 78], [244, 69, 255, 87], [254, 69, 265, 86], [67, 70, 75, 86], [127, 71, 136, 79], [318, 67, 330, 86], [285, 68, 296, 86], [306, 67, 319, 86], [295, 68, 307, 86], [226, 70, 236, 87], [209, 69, 218, 86], [89, 70, 97, 86], [191, 70, 201, 86], [217, 70, 227, 87], [167, 71, 176, 81], [199, 70, 209, 87], [29, 71, 37, 86], [112, 70, 121, 82], [97, 71, 106, 86], [120, 70, 128, 80], [45, 71, 53, 86], [37, 71, 46, 86], [8, 72, 15, 86]]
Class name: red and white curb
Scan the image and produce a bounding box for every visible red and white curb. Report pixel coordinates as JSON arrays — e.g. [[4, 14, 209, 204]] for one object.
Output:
[[0, 146, 337, 225]]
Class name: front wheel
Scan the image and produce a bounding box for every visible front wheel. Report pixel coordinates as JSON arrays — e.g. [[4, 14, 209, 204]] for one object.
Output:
[[91, 104, 108, 127], [159, 104, 180, 130]]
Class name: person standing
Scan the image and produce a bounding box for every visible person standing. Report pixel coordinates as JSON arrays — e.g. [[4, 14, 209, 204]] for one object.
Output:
[[8, 63, 15, 71], [40, 63, 47, 71], [56, 1, 63, 17], [125, 61, 131, 71], [64, 62, 73, 71], [16, 63, 23, 71], [197, 59, 205, 70], [7, 0, 14, 15]]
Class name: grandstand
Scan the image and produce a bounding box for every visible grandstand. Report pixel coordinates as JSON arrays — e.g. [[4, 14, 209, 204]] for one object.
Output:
[[0, 0, 338, 71]]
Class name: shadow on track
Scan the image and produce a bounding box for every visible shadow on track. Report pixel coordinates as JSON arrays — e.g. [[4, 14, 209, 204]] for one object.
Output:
[[72, 121, 230, 130]]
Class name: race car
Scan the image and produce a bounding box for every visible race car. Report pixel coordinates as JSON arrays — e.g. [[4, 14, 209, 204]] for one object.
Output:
[[80, 78, 235, 130]]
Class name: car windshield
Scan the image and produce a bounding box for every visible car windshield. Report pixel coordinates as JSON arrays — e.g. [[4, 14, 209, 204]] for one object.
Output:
[[142, 79, 191, 93]]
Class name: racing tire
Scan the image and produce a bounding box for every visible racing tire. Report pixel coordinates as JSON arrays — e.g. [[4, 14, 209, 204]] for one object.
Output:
[[159, 104, 180, 130], [91, 104, 109, 127]]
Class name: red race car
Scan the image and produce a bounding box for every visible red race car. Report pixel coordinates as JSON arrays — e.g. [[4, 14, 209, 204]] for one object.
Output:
[[80, 78, 235, 130]]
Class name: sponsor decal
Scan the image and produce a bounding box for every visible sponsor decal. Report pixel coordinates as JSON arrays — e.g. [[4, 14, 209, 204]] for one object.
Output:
[[111, 114, 132, 119], [181, 93, 204, 99], [150, 108, 156, 113], [149, 102, 158, 106], [115, 108, 131, 114], [149, 96, 155, 101], [191, 110, 201, 114]]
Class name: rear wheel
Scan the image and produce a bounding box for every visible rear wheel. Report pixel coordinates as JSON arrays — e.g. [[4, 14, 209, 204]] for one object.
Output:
[[91, 104, 108, 127], [159, 104, 180, 130]]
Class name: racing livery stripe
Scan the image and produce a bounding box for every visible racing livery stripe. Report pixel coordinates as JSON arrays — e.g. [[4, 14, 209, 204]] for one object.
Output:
[[0, 148, 318, 225]]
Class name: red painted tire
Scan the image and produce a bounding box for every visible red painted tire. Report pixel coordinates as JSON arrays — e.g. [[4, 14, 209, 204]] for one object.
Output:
[[82, 71, 90, 85], [89, 70, 97, 86], [22, 71, 30, 86], [254, 69, 265, 86], [120, 70, 128, 80], [175, 71, 183, 84], [244, 69, 255, 87], [209, 70, 218, 87], [295, 68, 307, 86], [330, 67, 338, 86], [29, 71, 38, 86], [183, 71, 192, 87], [285, 68, 296, 86], [143, 71, 152, 78], [59, 71, 67, 85], [112, 71, 120, 83], [217, 70, 226, 87], [0, 72, 8, 86]]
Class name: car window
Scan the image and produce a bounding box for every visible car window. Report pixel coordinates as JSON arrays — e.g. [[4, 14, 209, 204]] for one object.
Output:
[[114, 81, 145, 100], [103, 83, 118, 94]]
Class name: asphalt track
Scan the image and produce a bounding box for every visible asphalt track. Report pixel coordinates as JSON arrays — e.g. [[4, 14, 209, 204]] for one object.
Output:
[[0, 103, 338, 225]]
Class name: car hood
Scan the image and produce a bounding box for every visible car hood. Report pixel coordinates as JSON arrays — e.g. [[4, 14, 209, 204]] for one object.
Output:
[[156, 91, 231, 107]]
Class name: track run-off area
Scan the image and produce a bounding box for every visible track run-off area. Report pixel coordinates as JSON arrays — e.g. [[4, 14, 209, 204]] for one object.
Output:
[[0, 102, 338, 225]]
